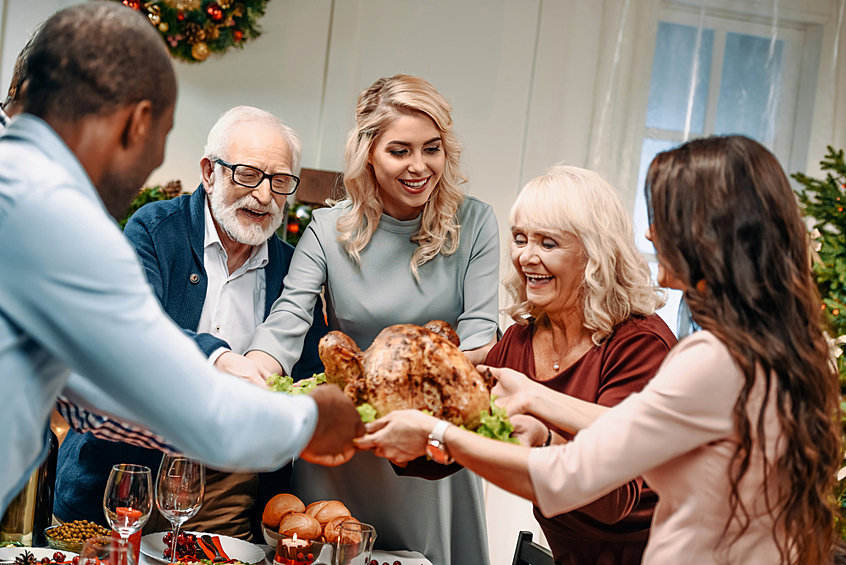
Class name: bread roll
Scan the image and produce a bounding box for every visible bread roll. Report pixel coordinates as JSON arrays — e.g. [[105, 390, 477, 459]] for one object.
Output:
[[323, 515, 358, 543], [278, 512, 321, 540], [304, 500, 350, 525], [262, 494, 306, 529]]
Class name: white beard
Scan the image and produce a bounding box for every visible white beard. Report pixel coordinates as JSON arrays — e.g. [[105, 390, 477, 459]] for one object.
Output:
[[209, 185, 285, 246]]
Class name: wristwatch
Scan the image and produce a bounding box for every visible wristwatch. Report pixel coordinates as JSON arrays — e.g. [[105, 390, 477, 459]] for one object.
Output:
[[426, 420, 454, 465]]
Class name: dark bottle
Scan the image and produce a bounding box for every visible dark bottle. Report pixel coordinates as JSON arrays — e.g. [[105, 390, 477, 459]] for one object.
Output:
[[0, 430, 59, 546]]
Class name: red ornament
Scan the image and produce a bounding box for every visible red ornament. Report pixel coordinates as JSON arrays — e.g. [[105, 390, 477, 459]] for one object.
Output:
[[286, 222, 299, 235], [177, 11, 185, 21], [233, 29, 244, 42], [122, 0, 142, 9], [207, 3, 224, 21]]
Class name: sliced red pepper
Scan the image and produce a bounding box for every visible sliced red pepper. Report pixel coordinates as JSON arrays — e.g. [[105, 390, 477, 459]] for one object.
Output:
[[194, 538, 216, 561]]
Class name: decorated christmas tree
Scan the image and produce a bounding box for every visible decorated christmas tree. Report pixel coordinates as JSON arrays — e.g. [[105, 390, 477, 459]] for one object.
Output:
[[793, 146, 846, 388], [793, 147, 846, 539]]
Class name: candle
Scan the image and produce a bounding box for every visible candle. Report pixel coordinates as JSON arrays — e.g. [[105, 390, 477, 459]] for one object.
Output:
[[112, 508, 142, 565], [274, 533, 315, 565]]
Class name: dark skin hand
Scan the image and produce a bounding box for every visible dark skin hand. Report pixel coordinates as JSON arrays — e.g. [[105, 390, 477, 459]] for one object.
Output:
[[299, 385, 366, 466]]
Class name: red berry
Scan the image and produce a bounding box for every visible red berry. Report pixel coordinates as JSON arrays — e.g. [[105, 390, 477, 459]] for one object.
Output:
[[40, 558, 49, 564], [369, 561, 377, 565], [306, 555, 313, 561], [72, 557, 79, 565], [394, 562, 401, 565], [53, 553, 65, 562]]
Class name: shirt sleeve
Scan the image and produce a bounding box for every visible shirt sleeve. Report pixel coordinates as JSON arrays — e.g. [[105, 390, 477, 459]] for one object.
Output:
[[248, 223, 327, 374], [529, 332, 739, 518], [456, 203, 500, 351], [561, 328, 674, 524], [55, 395, 177, 453], [0, 185, 317, 471]]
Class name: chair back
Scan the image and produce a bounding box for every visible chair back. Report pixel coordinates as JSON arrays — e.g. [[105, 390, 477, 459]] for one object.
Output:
[[511, 531, 554, 565]]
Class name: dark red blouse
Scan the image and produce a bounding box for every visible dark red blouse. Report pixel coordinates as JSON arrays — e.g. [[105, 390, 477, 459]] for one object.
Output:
[[485, 315, 677, 565]]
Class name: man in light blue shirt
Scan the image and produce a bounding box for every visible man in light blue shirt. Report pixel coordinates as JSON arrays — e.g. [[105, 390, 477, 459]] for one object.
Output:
[[0, 2, 363, 515]]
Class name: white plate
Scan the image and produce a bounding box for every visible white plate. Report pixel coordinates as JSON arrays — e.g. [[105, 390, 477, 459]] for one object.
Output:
[[0, 547, 79, 563], [140, 532, 264, 564]]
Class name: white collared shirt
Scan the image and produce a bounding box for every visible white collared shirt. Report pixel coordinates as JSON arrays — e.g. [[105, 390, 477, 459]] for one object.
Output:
[[197, 199, 267, 356]]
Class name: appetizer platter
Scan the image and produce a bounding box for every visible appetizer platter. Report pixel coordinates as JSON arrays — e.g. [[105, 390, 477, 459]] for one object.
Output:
[[268, 321, 518, 444], [139, 532, 264, 565], [0, 548, 79, 565]]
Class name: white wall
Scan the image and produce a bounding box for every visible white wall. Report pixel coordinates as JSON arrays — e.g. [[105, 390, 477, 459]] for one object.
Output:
[[3, 1, 846, 563]]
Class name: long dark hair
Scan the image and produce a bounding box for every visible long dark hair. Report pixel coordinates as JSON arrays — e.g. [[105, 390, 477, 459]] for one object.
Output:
[[646, 135, 840, 565]]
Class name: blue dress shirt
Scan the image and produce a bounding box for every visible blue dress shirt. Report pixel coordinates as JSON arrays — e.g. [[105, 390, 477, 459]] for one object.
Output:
[[0, 115, 318, 515]]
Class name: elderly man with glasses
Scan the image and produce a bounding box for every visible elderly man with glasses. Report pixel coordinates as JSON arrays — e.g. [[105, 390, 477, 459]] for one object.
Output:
[[54, 106, 329, 541]]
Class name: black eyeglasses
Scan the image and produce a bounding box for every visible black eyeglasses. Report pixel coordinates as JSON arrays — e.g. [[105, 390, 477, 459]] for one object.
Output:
[[214, 159, 300, 195]]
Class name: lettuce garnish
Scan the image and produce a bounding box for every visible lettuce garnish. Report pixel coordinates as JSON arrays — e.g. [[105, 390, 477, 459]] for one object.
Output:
[[267, 372, 326, 395]]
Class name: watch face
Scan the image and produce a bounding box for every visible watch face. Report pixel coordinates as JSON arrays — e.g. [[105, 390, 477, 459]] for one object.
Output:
[[426, 438, 453, 465]]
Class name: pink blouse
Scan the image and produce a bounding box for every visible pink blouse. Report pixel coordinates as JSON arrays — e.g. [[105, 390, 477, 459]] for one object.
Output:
[[529, 331, 784, 565]]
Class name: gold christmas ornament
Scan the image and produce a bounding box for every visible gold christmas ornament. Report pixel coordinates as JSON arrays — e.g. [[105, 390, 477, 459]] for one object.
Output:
[[191, 41, 210, 61], [158, 22, 169, 32], [218, 0, 231, 7], [231, 4, 244, 17], [147, 5, 161, 25]]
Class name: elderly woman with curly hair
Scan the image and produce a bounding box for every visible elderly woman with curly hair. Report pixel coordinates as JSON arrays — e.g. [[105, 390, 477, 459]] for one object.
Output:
[[245, 75, 500, 565], [360, 137, 842, 565], [475, 165, 676, 565]]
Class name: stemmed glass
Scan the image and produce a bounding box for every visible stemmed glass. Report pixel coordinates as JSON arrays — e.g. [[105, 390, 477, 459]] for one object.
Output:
[[79, 536, 134, 565], [103, 464, 152, 564], [155, 455, 205, 562]]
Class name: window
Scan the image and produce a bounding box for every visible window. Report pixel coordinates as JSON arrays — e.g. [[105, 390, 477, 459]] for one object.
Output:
[[632, 6, 811, 333]]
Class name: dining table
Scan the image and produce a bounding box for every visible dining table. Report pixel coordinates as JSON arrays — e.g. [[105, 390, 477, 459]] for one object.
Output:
[[135, 541, 434, 565]]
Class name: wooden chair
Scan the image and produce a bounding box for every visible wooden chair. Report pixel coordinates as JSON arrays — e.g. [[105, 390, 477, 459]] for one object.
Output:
[[511, 531, 554, 565]]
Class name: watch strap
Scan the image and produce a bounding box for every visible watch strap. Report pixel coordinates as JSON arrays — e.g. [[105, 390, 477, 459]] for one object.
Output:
[[430, 420, 451, 443]]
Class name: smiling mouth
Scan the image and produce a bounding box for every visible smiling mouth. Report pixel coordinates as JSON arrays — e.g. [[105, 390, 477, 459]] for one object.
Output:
[[399, 177, 430, 193], [240, 207, 269, 221], [525, 273, 553, 287]]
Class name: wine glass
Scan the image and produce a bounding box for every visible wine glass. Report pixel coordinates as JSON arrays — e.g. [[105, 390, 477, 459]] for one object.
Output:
[[155, 455, 205, 562], [79, 536, 134, 565], [103, 464, 152, 540]]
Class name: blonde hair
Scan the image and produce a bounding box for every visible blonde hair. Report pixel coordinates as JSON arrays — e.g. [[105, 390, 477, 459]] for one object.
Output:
[[337, 75, 467, 279], [504, 165, 664, 344]]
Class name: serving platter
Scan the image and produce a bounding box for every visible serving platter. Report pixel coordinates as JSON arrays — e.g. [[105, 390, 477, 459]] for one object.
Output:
[[0, 547, 79, 564], [139, 532, 264, 564]]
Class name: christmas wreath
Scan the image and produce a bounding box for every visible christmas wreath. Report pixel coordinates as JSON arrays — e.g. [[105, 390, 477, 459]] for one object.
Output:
[[115, 0, 269, 62]]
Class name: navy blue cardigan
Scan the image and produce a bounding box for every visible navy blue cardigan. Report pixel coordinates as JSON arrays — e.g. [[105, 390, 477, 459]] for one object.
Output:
[[55, 186, 327, 537]]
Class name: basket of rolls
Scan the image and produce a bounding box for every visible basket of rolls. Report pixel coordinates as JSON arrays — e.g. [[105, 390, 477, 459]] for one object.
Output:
[[262, 494, 360, 564]]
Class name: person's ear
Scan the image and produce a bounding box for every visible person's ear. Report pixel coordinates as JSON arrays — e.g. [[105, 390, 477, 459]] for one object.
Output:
[[120, 100, 153, 150], [200, 157, 215, 193]]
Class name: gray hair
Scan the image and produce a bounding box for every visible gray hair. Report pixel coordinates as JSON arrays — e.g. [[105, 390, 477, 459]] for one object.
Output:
[[203, 106, 302, 175]]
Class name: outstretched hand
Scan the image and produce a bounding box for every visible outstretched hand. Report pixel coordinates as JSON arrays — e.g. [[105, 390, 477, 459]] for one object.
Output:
[[214, 351, 271, 389], [479, 365, 537, 417], [355, 410, 439, 464], [299, 385, 365, 466], [509, 414, 549, 447]]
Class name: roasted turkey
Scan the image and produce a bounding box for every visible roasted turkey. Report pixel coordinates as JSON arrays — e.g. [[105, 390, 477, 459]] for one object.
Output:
[[318, 321, 491, 428]]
